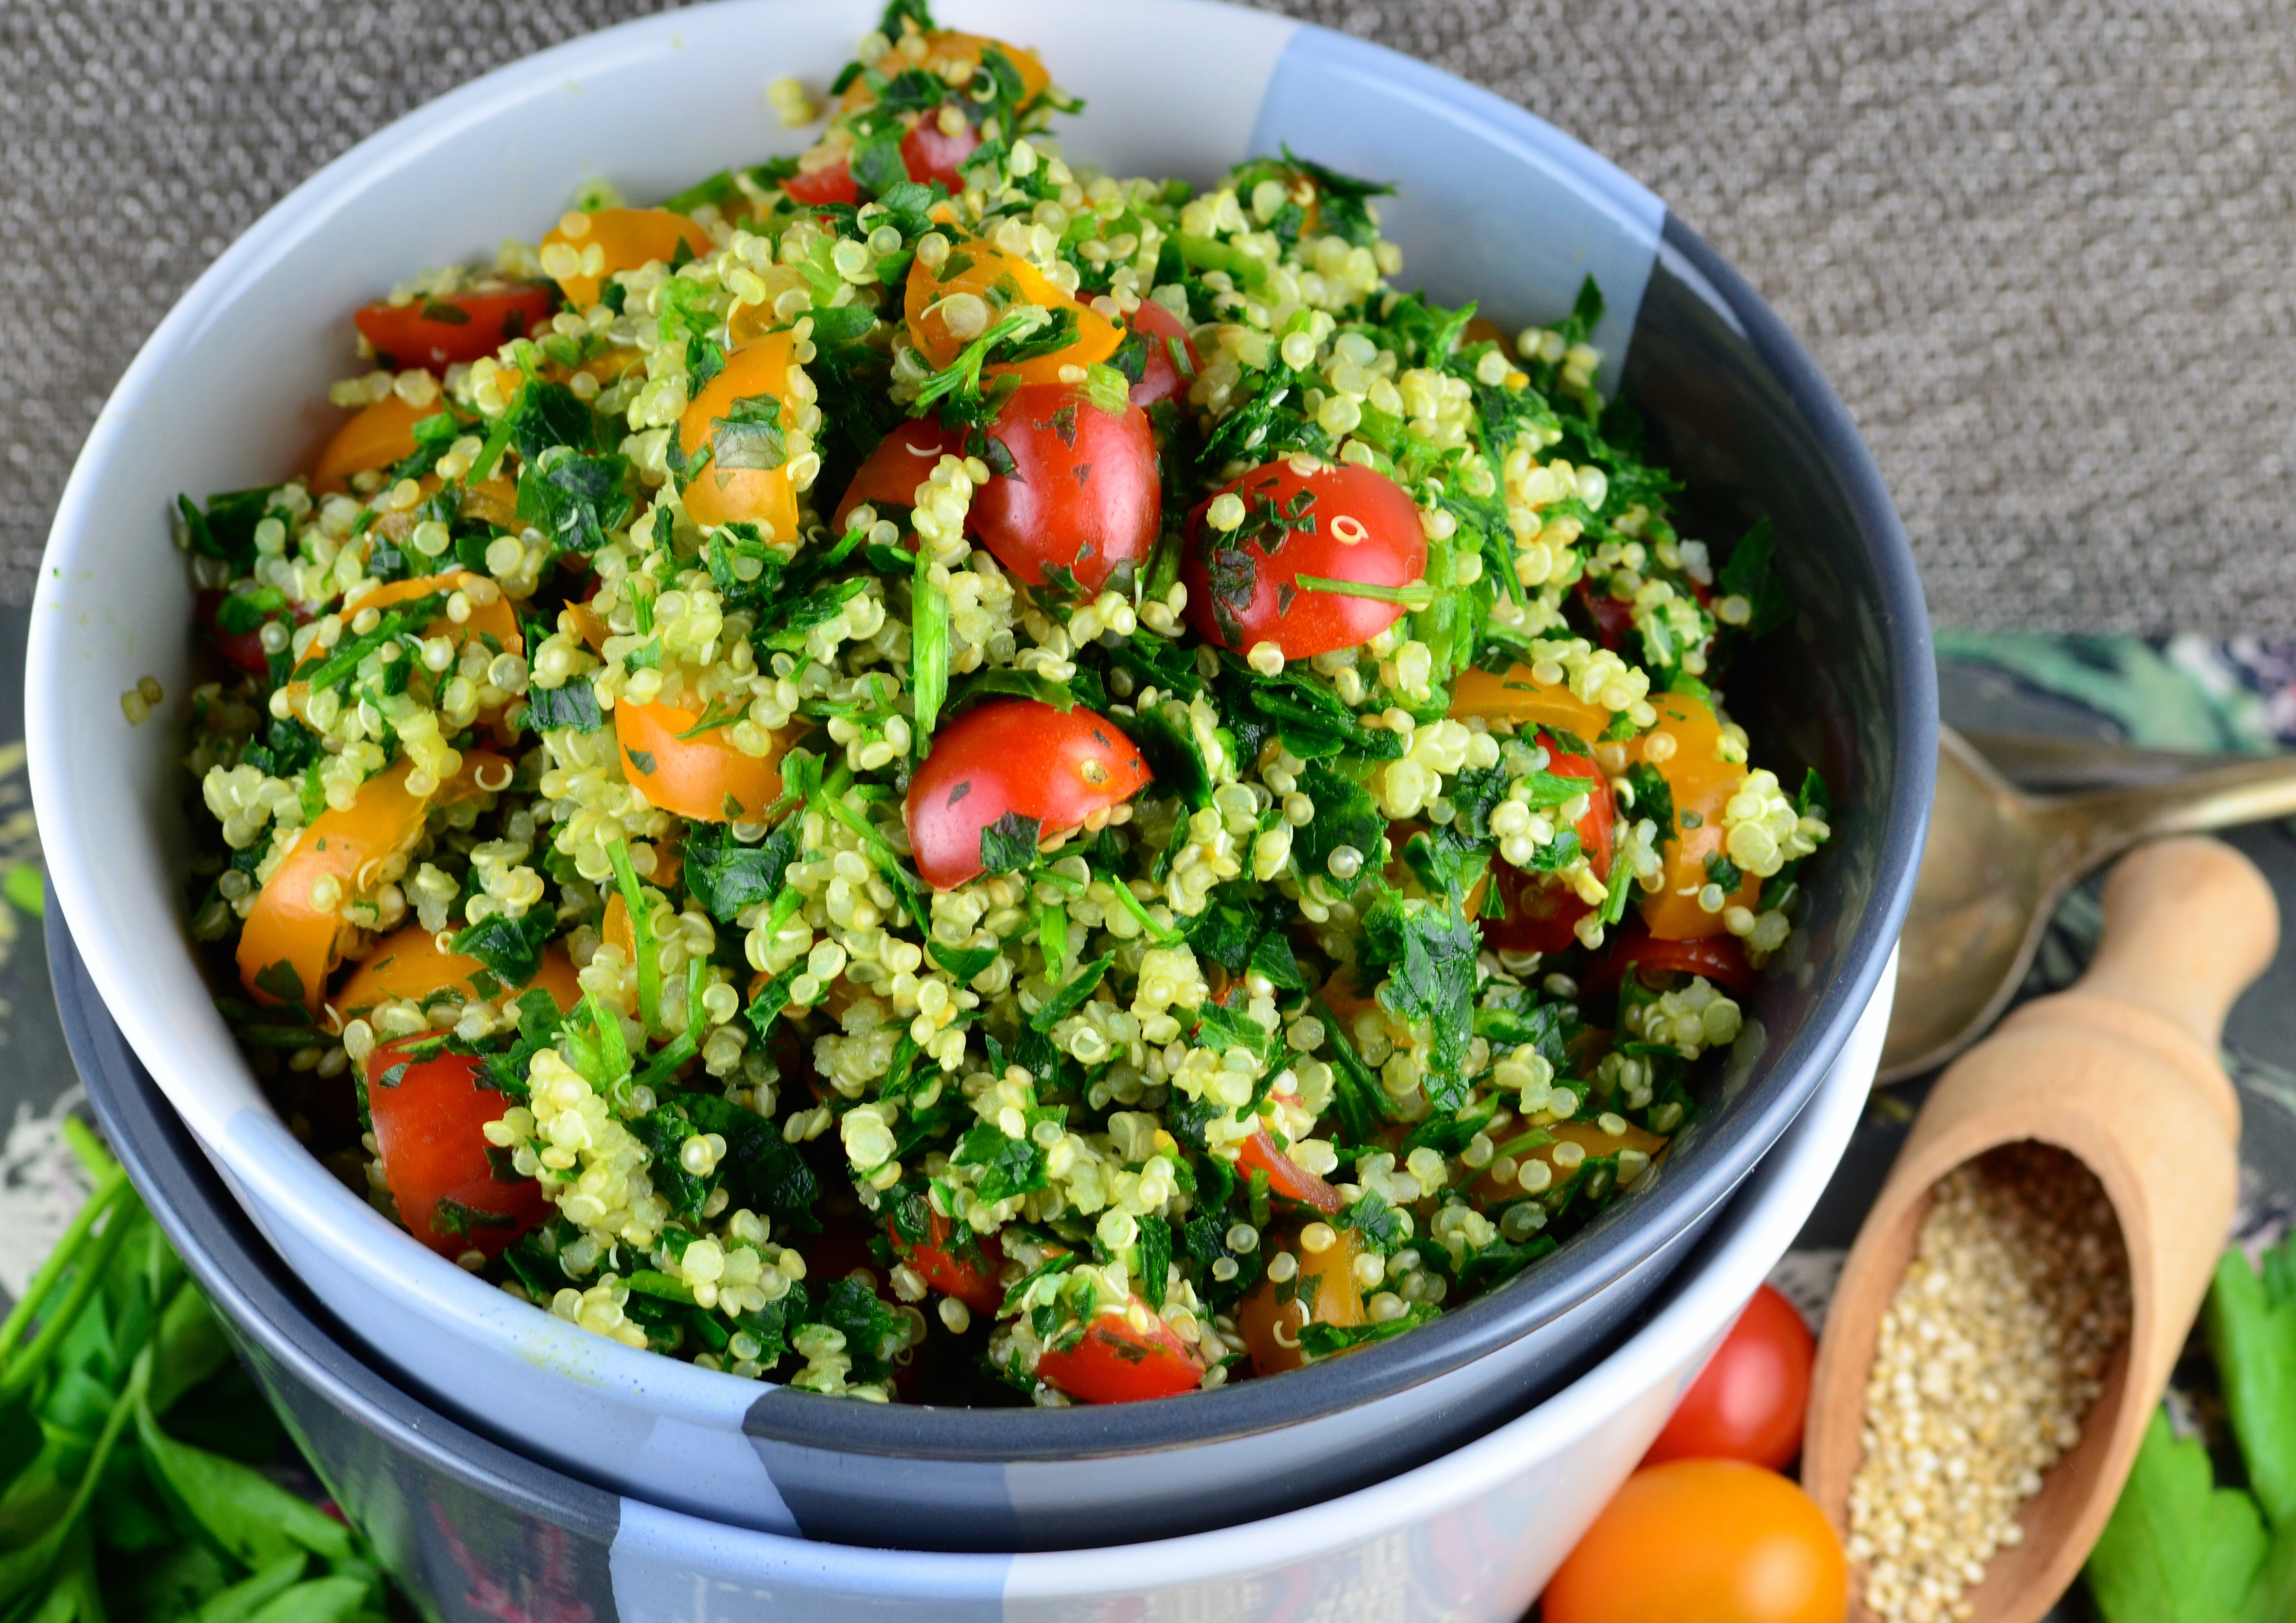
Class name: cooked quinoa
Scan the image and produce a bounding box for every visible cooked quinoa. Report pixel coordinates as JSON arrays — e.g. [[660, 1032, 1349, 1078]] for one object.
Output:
[[174, 1, 1831, 1407]]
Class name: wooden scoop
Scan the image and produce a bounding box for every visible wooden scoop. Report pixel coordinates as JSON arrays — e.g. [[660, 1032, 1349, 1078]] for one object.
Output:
[[1805, 836, 2275, 1623]]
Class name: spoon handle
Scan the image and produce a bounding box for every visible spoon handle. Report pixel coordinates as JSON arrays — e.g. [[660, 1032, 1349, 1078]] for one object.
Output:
[[2039, 750, 2296, 865]]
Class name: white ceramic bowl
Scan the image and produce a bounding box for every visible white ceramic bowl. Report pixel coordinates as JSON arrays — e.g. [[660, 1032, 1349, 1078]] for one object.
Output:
[[65, 894, 1888, 1620], [29, 0, 1930, 1548]]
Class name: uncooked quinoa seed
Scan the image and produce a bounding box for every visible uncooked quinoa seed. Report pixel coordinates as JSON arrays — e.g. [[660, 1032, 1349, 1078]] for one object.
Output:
[[1846, 1144, 2130, 1623]]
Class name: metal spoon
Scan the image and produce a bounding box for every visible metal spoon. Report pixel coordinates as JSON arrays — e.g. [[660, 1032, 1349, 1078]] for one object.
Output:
[[1880, 725, 2296, 1082]]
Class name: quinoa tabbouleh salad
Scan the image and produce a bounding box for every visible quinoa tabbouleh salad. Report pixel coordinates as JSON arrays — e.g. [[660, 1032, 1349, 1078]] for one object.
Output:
[[175, 1, 1831, 1408]]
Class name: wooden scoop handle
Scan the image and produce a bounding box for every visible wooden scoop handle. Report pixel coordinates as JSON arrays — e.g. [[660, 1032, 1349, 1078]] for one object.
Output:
[[2078, 835, 2279, 1051]]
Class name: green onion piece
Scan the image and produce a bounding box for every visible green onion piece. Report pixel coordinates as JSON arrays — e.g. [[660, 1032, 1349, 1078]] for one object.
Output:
[[1099, 865, 1183, 945], [911, 548, 949, 751], [914, 305, 1053, 410], [1292, 575, 1436, 609], [607, 837, 661, 1036]]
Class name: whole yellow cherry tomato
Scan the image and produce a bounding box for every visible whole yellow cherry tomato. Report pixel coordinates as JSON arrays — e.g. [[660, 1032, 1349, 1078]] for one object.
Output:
[[1542, 1460, 1847, 1623]]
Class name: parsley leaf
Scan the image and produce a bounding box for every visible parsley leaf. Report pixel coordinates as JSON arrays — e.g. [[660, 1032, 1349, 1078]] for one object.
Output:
[[2086, 1408, 2269, 1623], [1298, 1302, 1441, 1359], [449, 911, 556, 987], [817, 1276, 907, 1382], [710, 393, 789, 472], [516, 452, 632, 552], [507, 380, 597, 462], [2206, 1240, 2296, 1528], [682, 822, 798, 923], [1715, 517, 1795, 638], [1626, 762, 1676, 846], [524, 677, 603, 733], [1361, 891, 1480, 1111], [954, 1123, 1047, 1205], [978, 811, 1042, 875], [1289, 762, 1384, 897], [1135, 1213, 1173, 1310], [1030, 953, 1115, 1033]]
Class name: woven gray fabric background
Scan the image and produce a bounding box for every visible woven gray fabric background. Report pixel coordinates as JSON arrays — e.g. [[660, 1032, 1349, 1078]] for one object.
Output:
[[5, 0, 2292, 632]]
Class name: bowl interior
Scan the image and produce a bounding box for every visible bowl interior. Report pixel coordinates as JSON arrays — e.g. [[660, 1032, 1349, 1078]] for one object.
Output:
[[28, 0, 1934, 1463]]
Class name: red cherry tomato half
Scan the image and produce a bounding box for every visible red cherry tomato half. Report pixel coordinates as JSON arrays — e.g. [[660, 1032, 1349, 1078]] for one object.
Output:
[[782, 161, 860, 206], [899, 116, 982, 191], [1644, 1284, 1815, 1471], [195, 589, 278, 677], [891, 1211, 1005, 1316], [1236, 1129, 1343, 1215], [363, 1038, 549, 1259], [970, 385, 1160, 593], [1542, 1460, 1846, 1623], [353, 284, 556, 370], [834, 417, 963, 534], [1124, 297, 1200, 409], [1181, 459, 1428, 659], [1477, 733, 1615, 956], [1584, 921, 1757, 1001], [905, 699, 1153, 891], [1035, 1304, 1206, 1404], [1575, 577, 1638, 651]]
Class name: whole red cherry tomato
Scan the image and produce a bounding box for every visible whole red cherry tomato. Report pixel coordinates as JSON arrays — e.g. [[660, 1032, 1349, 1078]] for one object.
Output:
[[1035, 1303, 1205, 1404], [834, 387, 1159, 595], [353, 283, 556, 369], [1542, 1460, 1846, 1623], [1644, 1284, 1814, 1470], [1478, 732, 1615, 956], [363, 1038, 550, 1260], [1181, 458, 1427, 658], [781, 161, 860, 206], [904, 699, 1153, 890], [1124, 298, 1200, 409], [890, 1210, 1005, 1316]]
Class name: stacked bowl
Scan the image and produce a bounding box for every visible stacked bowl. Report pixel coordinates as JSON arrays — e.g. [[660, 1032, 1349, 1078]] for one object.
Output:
[[27, 1, 1933, 1614]]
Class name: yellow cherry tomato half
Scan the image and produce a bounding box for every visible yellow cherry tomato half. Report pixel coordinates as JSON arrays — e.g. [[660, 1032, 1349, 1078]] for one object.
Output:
[[1447, 663, 1618, 745], [838, 30, 1051, 116], [311, 392, 439, 495], [1541, 1460, 1847, 1623], [903, 240, 1121, 385], [238, 751, 512, 1011], [1238, 1225, 1365, 1376], [676, 330, 807, 540], [540, 207, 712, 312], [614, 699, 788, 824], [278, 571, 520, 725], [1630, 691, 1759, 940], [329, 922, 582, 1031]]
